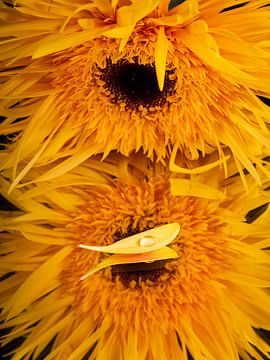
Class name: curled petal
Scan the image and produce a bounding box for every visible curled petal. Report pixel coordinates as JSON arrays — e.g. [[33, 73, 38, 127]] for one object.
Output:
[[80, 246, 179, 280], [79, 223, 180, 254]]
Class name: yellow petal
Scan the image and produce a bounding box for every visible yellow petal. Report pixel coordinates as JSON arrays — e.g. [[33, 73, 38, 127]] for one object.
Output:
[[119, 36, 130, 52], [78, 19, 105, 30], [104, 24, 135, 39], [169, 0, 199, 18], [8, 132, 55, 194], [153, 0, 199, 26], [219, 128, 261, 184], [116, 0, 160, 26], [228, 238, 270, 264], [59, 4, 99, 33], [0, 20, 61, 37], [170, 178, 226, 200], [222, 272, 270, 288], [188, 19, 208, 34], [19, 224, 69, 246], [4, 246, 73, 320], [151, 14, 184, 26], [91, 0, 113, 17], [79, 223, 180, 254], [13, 312, 74, 360], [34, 144, 102, 182], [155, 26, 169, 91], [177, 27, 259, 85], [32, 26, 111, 58], [170, 145, 230, 174]]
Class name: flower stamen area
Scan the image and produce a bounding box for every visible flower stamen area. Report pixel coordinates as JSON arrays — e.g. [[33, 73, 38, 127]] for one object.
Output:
[[111, 260, 169, 287], [99, 59, 176, 110]]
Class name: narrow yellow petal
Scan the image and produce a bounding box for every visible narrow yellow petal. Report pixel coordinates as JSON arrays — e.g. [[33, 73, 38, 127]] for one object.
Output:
[[8, 133, 54, 194], [170, 178, 226, 200], [66, 327, 103, 360], [19, 224, 69, 246], [4, 246, 72, 319], [169, 0, 199, 19], [151, 14, 184, 26], [79, 223, 180, 254], [34, 145, 102, 182], [77, 19, 105, 30], [155, 26, 169, 91], [104, 24, 134, 39], [59, 4, 98, 33], [220, 128, 261, 184], [32, 27, 111, 58], [116, 0, 160, 26], [170, 145, 231, 174], [225, 273, 270, 287], [177, 28, 266, 88], [13, 312, 74, 360], [228, 239, 270, 264], [0, 21, 61, 37]]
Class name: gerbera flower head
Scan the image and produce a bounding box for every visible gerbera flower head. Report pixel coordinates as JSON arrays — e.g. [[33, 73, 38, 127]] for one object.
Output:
[[0, 0, 270, 188], [0, 154, 270, 359]]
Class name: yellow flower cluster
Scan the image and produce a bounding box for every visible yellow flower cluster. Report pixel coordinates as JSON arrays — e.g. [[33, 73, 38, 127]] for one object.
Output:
[[0, 1, 270, 359]]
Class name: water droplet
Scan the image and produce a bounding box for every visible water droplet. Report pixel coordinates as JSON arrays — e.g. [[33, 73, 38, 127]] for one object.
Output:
[[139, 235, 155, 247]]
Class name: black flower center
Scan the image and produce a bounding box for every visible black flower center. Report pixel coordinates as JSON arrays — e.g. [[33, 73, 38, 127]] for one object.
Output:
[[99, 60, 175, 110], [111, 260, 168, 287], [111, 225, 171, 287]]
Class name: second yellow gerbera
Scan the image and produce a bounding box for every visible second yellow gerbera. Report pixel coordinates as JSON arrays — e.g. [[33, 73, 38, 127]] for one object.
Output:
[[0, 154, 270, 359]]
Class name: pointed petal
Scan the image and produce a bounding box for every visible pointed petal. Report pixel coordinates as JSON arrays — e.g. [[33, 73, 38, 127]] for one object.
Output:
[[155, 27, 169, 91], [5, 246, 72, 319], [116, 0, 160, 26], [32, 27, 111, 58], [170, 179, 226, 200], [79, 223, 180, 254]]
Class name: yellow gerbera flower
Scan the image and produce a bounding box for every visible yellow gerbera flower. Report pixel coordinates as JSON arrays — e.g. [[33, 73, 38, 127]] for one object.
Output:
[[0, 154, 270, 359], [0, 1, 270, 188]]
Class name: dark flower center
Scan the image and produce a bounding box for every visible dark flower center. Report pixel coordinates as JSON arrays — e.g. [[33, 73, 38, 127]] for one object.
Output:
[[111, 260, 168, 287], [111, 225, 170, 286], [99, 60, 175, 110]]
